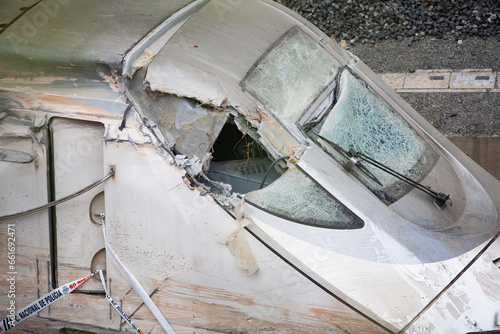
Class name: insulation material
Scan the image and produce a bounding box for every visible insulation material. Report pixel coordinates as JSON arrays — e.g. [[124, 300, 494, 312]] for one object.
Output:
[[318, 71, 427, 186], [242, 28, 340, 121], [218, 199, 249, 244], [226, 230, 259, 276], [218, 201, 258, 276], [217, 218, 250, 245], [244, 166, 363, 229]]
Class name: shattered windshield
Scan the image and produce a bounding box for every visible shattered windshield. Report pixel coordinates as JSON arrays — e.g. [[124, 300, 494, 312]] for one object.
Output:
[[241, 28, 340, 121], [306, 70, 439, 204], [245, 165, 364, 229]]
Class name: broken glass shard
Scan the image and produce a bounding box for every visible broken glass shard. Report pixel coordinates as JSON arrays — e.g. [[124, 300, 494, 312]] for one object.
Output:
[[245, 166, 363, 229], [309, 70, 439, 203], [242, 28, 340, 121]]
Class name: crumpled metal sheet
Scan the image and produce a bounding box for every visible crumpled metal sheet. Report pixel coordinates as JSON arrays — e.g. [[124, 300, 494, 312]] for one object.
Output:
[[145, 0, 296, 115], [126, 69, 229, 161]]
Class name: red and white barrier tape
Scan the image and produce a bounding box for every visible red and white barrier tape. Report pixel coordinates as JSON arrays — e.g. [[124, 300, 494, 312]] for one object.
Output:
[[98, 270, 144, 334], [0, 214, 175, 334], [101, 216, 176, 334], [0, 271, 96, 332], [0, 270, 144, 333]]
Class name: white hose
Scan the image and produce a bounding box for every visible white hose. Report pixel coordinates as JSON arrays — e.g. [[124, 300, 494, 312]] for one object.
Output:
[[101, 215, 176, 334]]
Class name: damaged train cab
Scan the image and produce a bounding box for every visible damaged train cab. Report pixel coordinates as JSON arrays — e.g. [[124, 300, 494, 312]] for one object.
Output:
[[1, 0, 500, 333]]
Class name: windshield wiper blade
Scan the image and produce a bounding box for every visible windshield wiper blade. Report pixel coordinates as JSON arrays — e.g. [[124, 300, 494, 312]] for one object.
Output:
[[314, 134, 451, 208], [315, 133, 383, 186], [352, 150, 450, 207]]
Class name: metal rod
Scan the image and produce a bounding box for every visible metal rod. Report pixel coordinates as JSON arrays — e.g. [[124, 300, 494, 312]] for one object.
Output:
[[0, 165, 115, 221], [313, 132, 450, 206], [355, 152, 449, 205]]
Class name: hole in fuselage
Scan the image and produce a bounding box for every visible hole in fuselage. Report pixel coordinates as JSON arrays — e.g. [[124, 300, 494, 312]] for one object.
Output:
[[207, 120, 280, 194], [211, 121, 267, 162]]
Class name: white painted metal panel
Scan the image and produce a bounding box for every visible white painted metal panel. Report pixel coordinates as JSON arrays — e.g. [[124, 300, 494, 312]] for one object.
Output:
[[51, 118, 105, 292], [0, 0, 197, 67], [99, 141, 388, 333], [0, 0, 39, 27], [406, 236, 500, 332], [0, 110, 54, 331]]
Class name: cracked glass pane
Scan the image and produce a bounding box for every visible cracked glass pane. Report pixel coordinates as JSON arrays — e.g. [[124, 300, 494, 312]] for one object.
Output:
[[245, 166, 363, 229], [309, 71, 438, 203], [242, 28, 340, 121]]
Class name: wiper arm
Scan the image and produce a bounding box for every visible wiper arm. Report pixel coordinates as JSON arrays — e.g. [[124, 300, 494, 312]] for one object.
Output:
[[314, 133, 451, 208], [315, 133, 383, 186], [352, 149, 451, 208]]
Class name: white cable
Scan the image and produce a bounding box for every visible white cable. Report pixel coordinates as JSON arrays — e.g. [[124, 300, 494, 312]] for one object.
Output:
[[0, 165, 115, 221], [101, 215, 176, 334]]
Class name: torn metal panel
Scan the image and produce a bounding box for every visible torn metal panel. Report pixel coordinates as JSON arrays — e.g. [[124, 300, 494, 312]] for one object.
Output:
[[175, 154, 204, 176], [126, 70, 228, 161], [103, 107, 156, 145], [141, 8, 320, 162], [145, 0, 296, 113], [141, 1, 324, 158], [122, 0, 210, 78]]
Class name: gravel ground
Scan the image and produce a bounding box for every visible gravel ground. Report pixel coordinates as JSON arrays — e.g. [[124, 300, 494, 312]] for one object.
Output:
[[349, 37, 500, 136], [277, 0, 500, 46], [401, 92, 500, 136], [276, 0, 500, 137], [349, 36, 500, 73]]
